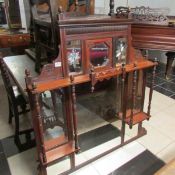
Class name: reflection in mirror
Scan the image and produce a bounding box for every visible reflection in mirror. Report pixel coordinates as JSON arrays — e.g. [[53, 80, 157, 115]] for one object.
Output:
[[115, 38, 127, 66], [39, 90, 68, 145], [0, 1, 6, 25], [75, 79, 121, 158], [67, 40, 82, 75], [90, 42, 109, 67]]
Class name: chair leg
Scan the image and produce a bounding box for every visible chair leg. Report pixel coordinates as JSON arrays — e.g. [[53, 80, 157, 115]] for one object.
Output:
[[8, 98, 13, 124], [14, 109, 20, 137]]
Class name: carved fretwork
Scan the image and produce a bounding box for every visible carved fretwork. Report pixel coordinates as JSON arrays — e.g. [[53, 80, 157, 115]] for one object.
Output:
[[90, 67, 122, 92], [130, 6, 169, 25], [116, 6, 130, 18]]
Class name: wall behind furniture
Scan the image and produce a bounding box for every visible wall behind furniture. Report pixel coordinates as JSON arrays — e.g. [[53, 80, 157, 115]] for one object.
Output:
[[95, 0, 175, 15]]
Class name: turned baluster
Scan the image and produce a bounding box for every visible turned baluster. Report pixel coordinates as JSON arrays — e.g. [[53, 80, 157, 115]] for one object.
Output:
[[130, 63, 137, 129], [90, 66, 96, 92], [70, 75, 79, 151], [147, 58, 158, 117], [141, 70, 147, 112], [109, 0, 115, 16], [32, 83, 47, 164], [75, 0, 79, 12], [121, 64, 127, 144]]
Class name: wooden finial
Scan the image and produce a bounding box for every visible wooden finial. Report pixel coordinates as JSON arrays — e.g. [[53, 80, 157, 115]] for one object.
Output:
[[75, 0, 79, 12], [90, 65, 96, 93], [58, 6, 63, 13], [25, 69, 31, 77], [134, 62, 137, 68], [121, 64, 126, 79], [32, 82, 37, 89], [154, 57, 158, 63], [70, 75, 74, 83], [109, 0, 115, 16]]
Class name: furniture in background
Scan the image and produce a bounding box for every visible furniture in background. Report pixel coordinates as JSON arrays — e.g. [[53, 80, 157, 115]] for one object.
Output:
[[132, 23, 175, 79], [108, 3, 175, 79], [27, 0, 95, 72], [0, 56, 31, 138], [0, 27, 30, 56], [2, 55, 37, 98], [130, 6, 175, 79], [28, 0, 59, 72], [24, 7, 157, 174]]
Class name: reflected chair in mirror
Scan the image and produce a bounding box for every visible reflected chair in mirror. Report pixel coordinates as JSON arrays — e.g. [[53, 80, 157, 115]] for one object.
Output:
[[0, 57, 31, 138], [25, 58, 78, 175]]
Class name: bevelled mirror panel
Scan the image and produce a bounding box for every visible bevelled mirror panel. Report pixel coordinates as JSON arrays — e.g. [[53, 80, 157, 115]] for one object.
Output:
[[67, 40, 82, 75], [114, 38, 128, 66], [39, 90, 68, 146], [90, 42, 109, 67]]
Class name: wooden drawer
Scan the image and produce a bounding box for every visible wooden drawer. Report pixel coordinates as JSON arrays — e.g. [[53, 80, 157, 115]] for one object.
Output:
[[0, 34, 30, 48]]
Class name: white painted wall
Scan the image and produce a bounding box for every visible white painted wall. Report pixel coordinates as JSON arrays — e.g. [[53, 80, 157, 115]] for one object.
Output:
[[95, 0, 175, 15], [19, 0, 30, 31]]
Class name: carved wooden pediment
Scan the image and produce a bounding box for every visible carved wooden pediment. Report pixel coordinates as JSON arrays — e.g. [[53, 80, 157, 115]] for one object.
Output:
[[130, 6, 169, 25]]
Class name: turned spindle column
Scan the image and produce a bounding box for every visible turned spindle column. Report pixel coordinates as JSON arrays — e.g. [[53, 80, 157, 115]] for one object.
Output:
[[109, 0, 115, 16]]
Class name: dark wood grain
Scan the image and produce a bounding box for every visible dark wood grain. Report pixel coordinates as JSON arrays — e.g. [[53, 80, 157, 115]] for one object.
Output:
[[3, 55, 38, 99]]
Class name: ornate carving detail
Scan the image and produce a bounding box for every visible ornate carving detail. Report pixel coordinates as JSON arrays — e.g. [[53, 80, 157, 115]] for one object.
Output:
[[130, 6, 169, 25], [116, 6, 130, 18], [66, 25, 128, 35], [34, 57, 63, 83], [90, 67, 121, 91]]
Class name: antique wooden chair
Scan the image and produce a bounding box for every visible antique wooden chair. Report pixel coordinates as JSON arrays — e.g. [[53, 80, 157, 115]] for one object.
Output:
[[0, 57, 30, 137], [29, 0, 59, 72], [28, 0, 95, 72]]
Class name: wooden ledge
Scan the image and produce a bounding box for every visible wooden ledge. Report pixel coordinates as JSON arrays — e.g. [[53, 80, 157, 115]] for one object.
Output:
[[119, 110, 150, 125], [45, 141, 76, 164]]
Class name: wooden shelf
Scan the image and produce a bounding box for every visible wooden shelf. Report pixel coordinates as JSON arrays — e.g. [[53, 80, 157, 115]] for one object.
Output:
[[44, 135, 68, 151], [118, 110, 149, 126], [45, 141, 75, 164]]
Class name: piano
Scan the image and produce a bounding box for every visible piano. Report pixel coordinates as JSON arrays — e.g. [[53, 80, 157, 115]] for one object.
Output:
[[109, 2, 175, 79], [130, 7, 175, 79]]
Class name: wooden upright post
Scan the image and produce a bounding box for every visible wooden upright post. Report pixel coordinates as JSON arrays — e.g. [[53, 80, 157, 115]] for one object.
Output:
[[109, 0, 115, 16]]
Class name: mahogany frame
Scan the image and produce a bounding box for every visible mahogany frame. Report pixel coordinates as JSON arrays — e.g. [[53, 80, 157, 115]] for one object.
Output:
[[25, 9, 157, 175]]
